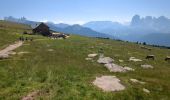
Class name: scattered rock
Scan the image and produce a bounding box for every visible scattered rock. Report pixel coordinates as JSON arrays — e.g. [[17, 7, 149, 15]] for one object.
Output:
[[0, 54, 9, 59], [130, 79, 146, 84], [85, 58, 93, 61], [119, 59, 124, 62], [88, 53, 98, 58], [97, 57, 114, 64], [104, 63, 134, 72], [89, 46, 94, 49], [93, 76, 125, 92], [141, 64, 153, 69], [143, 88, 150, 94], [9, 51, 17, 55], [123, 67, 135, 71], [48, 49, 54, 52], [18, 51, 30, 55], [104, 63, 126, 72], [129, 57, 142, 62]]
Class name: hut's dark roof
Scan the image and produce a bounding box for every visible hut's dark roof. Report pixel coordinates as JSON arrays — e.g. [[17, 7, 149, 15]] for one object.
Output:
[[34, 23, 49, 29]]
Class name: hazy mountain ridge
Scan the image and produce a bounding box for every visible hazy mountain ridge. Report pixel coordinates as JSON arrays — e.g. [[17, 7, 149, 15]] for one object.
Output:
[[83, 15, 170, 46], [4, 16, 113, 38], [4, 15, 170, 46]]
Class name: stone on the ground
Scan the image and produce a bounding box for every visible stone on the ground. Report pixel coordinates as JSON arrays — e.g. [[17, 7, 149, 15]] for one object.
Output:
[[0, 54, 9, 59], [123, 67, 135, 71], [48, 49, 54, 52], [85, 58, 93, 61], [93, 76, 125, 92], [141, 64, 153, 69], [88, 53, 98, 58], [130, 79, 146, 84], [97, 57, 114, 64], [104, 63, 126, 72], [143, 88, 150, 93], [129, 57, 142, 62], [89, 46, 94, 49], [18, 51, 30, 55], [119, 59, 124, 62], [9, 51, 16, 55]]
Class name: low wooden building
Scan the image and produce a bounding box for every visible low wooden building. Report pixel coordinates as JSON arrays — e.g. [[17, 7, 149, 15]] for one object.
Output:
[[32, 23, 51, 36]]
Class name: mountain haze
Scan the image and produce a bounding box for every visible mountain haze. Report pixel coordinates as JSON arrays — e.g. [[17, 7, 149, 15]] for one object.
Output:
[[4, 16, 113, 38]]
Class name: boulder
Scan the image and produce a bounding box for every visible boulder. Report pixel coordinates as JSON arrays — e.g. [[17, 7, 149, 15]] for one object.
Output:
[[93, 76, 125, 92], [85, 58, 93, 61], [129, 57, 142, 62], [130, 79, 146, 84], [104, 63, 126, 72], [119, 59, 124, 62], [97, 57, 114, 64], [123, 67, 135, 71], [141, 64, 153, 69], [88, 54, 98, 58], [0, 54, 9, 59], [143, 88, 150, 94]]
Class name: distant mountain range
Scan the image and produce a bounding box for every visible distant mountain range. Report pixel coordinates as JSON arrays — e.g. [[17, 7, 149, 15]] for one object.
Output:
[[3, 15, 170, 46], [4, 16, 114, 39], [83, 15, 170, 46]]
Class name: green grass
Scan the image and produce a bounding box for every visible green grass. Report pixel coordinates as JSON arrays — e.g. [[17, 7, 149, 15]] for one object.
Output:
[[0, 21, 170, 100], [0, 20, 31, 49]]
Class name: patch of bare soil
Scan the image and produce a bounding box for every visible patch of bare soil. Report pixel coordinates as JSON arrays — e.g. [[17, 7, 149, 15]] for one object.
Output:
[[22, 91, 40, 100]]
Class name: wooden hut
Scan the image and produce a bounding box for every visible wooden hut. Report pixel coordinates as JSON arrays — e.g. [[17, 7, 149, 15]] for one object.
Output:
[[32, 23, 51, 36]]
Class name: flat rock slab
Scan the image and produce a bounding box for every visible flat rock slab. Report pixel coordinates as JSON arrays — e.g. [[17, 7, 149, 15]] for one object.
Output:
[[104, 63, 134, 72], [93, 76, 125, 92], [47, 49, 54, 52], [85, 58, 93, 61], [104, 63, 126, 72], [124, 67, 135, 71], [18, 51, 30, 55], [129, 57, 142, 62], [97, 57, 114, 64], [119, 59, 124, 62], [0, 54, 9, 59], [130, 79, 146, 84], [88, 53, 98, 58], [143, 88, 150, 94], [141, 64, 153, 69]]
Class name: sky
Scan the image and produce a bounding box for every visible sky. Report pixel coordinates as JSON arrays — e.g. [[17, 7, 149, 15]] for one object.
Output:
[[0, 0, 170, 25]]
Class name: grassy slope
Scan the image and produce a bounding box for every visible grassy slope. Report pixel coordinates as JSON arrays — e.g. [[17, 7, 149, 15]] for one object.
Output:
[[0, 20, 31, 49], [0, 21, 170, 100]]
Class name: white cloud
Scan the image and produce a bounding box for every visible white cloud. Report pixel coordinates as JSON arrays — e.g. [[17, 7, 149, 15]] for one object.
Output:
[[54, 19, 86, 25], [41, 20, 48, 23]]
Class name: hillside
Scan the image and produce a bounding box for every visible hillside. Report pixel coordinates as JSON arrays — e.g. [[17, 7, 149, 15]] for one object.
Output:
[[0, 20, 31, 48], [0, 21, 170, 100]]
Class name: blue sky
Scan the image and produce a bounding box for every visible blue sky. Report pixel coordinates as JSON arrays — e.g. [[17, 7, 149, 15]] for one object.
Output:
[[0, 0, 170, 24]]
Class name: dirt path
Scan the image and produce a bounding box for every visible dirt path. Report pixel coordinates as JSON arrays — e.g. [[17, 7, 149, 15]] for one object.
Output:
[[0, 41, 23, 59]]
